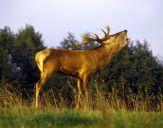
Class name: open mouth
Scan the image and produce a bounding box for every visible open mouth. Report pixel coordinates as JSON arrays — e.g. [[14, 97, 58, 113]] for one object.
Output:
[[127, 38, 131, 42]]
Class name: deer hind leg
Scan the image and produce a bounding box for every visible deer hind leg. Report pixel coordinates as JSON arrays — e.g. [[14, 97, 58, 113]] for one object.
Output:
[[36, 73, 49, 107], [35, 56, 56, 107], [36, 62, 56, 107]]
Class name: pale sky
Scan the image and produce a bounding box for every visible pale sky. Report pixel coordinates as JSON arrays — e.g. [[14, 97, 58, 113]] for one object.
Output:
[[0, 0, 163, 57]]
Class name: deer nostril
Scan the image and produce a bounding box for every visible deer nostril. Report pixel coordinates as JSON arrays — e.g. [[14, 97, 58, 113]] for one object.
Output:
[[124, 30, 127, 33]]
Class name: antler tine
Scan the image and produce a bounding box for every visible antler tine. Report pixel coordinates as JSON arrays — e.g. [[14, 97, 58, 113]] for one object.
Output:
[[105, 25, 110, 35], [90, 32, 100, 40], [80, 34, 88, 39], [101, 28, 107, 37], [101, 25, 110, 39], [79, 34, 93, 45]]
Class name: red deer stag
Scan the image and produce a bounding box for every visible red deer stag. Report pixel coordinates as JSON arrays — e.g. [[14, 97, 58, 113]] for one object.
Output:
[[35, 26, 129, 107]]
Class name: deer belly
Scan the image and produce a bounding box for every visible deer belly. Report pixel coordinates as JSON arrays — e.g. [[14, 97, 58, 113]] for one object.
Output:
[[57, 67, 80, 78]]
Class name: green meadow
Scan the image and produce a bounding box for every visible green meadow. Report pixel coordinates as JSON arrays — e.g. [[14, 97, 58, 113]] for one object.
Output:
[[0, 84, 162, 128], [0, 107, 162, 128]]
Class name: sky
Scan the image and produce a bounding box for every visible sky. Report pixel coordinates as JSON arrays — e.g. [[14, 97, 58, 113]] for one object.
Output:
[[0, 0, 163, 57]]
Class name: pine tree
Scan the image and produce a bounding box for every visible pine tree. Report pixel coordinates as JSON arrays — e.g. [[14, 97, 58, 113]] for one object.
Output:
[[10, 25, 45, 91], [0, 26, 15, 84]]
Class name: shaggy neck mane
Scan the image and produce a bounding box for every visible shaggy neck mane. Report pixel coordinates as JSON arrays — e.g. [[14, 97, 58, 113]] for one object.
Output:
[[91, 44, 113, 70]]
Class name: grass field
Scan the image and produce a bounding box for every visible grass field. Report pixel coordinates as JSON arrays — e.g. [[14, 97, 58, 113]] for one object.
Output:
[[0, 84, 163, 128], [0, 107, 162, 128]]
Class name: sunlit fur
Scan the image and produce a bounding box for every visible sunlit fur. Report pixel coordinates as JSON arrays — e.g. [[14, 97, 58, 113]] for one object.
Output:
[[35, 29, 129, 107]]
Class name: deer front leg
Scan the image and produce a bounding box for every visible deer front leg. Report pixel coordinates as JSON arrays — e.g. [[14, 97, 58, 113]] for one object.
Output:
[[82, 76, 89, 107], [76, 79, 82, 108], [83, 76, 89, 99]]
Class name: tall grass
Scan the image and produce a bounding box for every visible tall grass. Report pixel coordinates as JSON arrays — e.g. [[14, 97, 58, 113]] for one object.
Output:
[[0, 82, 163, 128], [0, 80, 162, 111]]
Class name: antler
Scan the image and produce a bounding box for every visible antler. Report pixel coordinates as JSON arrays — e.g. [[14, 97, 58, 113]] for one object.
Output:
[[79, 33, 101, 45], [79, 26, 110, 45], [101, 25, 110, 38]]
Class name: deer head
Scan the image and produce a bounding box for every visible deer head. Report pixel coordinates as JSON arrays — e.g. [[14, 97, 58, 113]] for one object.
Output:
[[79, 26, 130, 54]]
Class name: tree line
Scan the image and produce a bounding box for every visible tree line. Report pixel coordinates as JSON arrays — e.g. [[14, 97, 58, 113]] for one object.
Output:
[[0, 25, 163, 107]]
